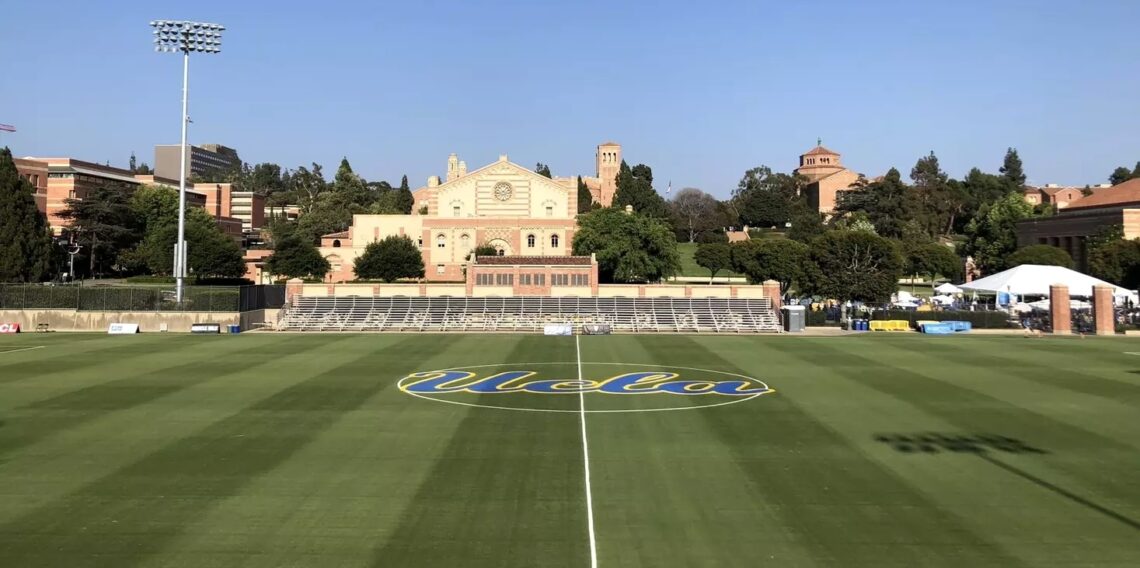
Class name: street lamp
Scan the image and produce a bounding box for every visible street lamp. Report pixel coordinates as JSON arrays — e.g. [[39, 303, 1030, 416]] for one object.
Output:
[[150, 19, 224, 302]]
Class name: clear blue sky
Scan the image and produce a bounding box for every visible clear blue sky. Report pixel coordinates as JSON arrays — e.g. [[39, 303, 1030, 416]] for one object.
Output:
[[2, 0, 1138, 197]]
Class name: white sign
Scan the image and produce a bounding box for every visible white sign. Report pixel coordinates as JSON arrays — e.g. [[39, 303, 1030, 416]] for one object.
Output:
[[543, 324, 573, 336], [0, 323, 20, 334], [108, 323, 140, 334], [190, 323, 221, 334]]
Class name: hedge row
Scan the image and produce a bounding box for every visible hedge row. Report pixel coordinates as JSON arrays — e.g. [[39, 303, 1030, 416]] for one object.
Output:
[[0, 285, 241, 312], [869, 309, 1015, 329]]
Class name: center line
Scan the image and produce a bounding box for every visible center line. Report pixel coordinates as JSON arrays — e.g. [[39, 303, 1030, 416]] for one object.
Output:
[[576, 334, 599, 568]]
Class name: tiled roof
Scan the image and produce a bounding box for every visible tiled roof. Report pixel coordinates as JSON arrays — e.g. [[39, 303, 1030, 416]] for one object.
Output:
[[476, 255, 593, 266], [1064, 178, 1140, 211], [803, 145, 838, 156], [321, 230, 350, 239]]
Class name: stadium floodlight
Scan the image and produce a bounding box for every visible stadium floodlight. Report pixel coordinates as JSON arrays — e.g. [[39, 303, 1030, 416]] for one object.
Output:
[[150, 19, 225, 303]]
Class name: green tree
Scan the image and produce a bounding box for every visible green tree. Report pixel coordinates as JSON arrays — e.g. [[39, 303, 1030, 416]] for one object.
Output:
[[291, 163, 327, 213], [801, 231, 903, 309], [129, 184, 180, 233], [535, 163, 552, 178], [694, 242, 732, 283], [1006, 244, 1073, 269], [265, 232, 330, 280], [296, 191, 364, 244], [999, 147, 1026, 189], [248, 163, 286, 196], [836, 168, 909, 238], [129, 152, 138, 173], [354, 235, 425, 282], [395, 174, 415, 214], [732, 166, 802, 228], [57, 184, 135, 277], [333, 157, 371, 207], [730, 238, 809, 294], [1088, 237, 1140, 288], [576, 176, 593, 214], [572, 207, 680, 283], [786, 204, 827, 243], [612, 161, 669, 218], [1109, 167, 1133, 185], [909, 151, 959, 237], [0, 148, 54, 282], [960, 192, 1037, 274], [902, 242, 961, 292], [138, 209, 245, 278]]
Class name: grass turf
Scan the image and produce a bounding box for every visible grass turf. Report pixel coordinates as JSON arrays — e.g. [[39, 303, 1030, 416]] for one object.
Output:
[[675, 242, 745, 279], [0, 333, 1138, 566]]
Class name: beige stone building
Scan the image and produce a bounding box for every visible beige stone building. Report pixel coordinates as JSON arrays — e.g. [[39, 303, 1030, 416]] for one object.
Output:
[[321, 154, 579, 282], [795, 143, 863, 213]]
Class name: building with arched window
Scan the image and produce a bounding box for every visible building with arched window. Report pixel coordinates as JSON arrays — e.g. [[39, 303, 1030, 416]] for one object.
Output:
[[319, 153, 581, 282]]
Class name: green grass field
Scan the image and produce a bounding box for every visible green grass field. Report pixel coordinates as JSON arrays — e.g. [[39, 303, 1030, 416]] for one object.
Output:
[[1, 333, 1138, 567]]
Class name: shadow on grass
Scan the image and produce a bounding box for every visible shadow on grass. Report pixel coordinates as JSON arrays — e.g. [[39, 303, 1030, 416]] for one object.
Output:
[[874, 432, 1140, 532]]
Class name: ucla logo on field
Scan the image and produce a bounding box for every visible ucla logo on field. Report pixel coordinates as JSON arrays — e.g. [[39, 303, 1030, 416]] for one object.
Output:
[[399, 370, 773, 396]]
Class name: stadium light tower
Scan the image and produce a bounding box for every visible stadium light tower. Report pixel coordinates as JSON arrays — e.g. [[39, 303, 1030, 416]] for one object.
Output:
[[151, 19, 224, 303]]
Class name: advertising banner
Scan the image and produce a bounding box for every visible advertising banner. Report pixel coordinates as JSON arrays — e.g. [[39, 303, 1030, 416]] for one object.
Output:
[[0, 323, 20, 334], [190, 323, 221, 334], [108, 323, 140, 334]]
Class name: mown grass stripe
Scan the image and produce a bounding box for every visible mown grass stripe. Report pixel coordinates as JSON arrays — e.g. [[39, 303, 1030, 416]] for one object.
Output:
[[372, 335, 588, 568], [0, 334, 461, 566], [804, 338, 1140, 534], [635, 335, 1029, 567], [0, 335, 327, 460]]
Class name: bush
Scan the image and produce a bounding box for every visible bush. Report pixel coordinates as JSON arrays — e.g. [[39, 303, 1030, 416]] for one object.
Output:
[[696, 231, 728, 244]]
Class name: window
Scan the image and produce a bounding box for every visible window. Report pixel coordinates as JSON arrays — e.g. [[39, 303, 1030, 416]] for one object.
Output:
[[417, 237, 423, 247], [436, 234, 446, 248], [572, 274, 589, 286], [520, 274, 531, 286], [535, 274, 545, 286], [552, 274, 569, 286], [476, 273, 494, 285], [550, 234, 560, 248], [437, 264, 446, 275], [497, 248, 505, 256], [527, 234, 536, 248], [546, 206, 553, 217], [460, 234, 470, 249], [495, 273, 514, 286], [453, 206, 460, 217], [332, 239, 341, 248]]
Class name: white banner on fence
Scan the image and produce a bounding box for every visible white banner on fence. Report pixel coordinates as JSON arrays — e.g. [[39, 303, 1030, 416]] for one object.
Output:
[[108, 323, 140, 335], [543, 324, 573, 336]]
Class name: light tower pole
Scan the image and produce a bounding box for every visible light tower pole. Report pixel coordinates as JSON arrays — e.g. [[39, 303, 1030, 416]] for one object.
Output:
[[150, 20, 224, 302]]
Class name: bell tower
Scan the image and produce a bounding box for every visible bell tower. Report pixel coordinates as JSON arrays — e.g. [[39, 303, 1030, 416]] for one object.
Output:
[[795, 139, 844, 183], [595, 141, 621, 206]]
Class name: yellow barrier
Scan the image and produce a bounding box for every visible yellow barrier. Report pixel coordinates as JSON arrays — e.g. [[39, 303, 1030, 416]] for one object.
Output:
[[870, 320, 911, 332]]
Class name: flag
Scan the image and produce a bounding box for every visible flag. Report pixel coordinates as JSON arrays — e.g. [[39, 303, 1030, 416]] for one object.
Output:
[[666, 180, 672, 195], [0, 124, 15, 132]]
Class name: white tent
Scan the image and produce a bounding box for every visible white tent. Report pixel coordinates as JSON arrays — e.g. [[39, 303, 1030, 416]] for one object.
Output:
[[930, 294, 956, 306], [1028, 299, 1091, 311], [935, 282, 961, 294], [957, 264, 1133, 298]]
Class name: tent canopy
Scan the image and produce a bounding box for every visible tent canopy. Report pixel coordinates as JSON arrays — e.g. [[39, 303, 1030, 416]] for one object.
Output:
[[958, 264, 1132, 298], [935, 282, 961, 294]]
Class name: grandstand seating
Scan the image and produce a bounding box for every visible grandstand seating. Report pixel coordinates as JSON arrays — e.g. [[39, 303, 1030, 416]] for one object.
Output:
[[276, 296, 781, 333]]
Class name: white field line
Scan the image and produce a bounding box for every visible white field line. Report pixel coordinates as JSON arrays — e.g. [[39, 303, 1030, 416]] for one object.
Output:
[[0, 346, 45, 355], [576, 335, 599, 568]]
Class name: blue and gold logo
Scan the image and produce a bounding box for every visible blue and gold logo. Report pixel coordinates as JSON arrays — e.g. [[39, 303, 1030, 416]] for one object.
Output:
[[400, 370, 772, 396]]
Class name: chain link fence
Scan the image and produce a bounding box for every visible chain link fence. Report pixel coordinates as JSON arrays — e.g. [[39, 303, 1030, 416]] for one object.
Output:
[[0, 285, 285, 312]]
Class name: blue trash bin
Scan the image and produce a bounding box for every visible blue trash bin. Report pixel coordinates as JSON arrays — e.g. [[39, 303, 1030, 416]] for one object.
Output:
[[228, 324, 241, 334]]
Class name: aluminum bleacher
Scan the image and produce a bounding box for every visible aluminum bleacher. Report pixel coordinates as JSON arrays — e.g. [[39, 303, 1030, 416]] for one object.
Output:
[[277, 296, 780, 333]]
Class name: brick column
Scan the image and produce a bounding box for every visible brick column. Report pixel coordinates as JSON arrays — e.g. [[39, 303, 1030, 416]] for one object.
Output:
[[761, 280, 781, 304], [1093, 284, 1115, 335], [1049, 284, 1070, 334], [285, 278, 304, 305]]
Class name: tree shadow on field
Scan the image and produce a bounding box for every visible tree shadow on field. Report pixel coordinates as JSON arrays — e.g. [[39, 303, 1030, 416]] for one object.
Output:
[[874, 432, 1140, 532]]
